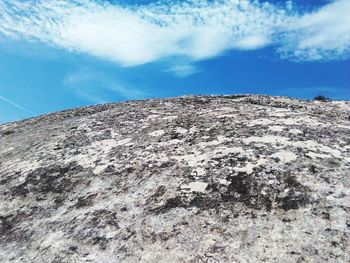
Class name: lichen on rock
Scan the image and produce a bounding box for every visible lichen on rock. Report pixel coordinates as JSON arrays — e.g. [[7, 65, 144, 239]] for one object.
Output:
[[0, 95, 349, 262]]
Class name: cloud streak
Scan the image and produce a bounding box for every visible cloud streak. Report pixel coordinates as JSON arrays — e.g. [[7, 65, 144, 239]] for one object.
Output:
[[64, 69, 148, 103], [0, 95, 33, 114], [0, 0, 349, 69]]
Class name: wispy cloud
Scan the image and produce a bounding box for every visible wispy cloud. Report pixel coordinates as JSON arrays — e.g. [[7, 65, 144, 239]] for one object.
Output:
[[0, 94, 33, 114], [167, 63, 199, 78], [277, 0, 350, 61], [0, 0, 349, 71], [64, 69, 148, 103]]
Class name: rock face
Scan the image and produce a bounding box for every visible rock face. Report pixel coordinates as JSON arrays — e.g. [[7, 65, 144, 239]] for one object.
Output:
[[0, 95, 349, 262]]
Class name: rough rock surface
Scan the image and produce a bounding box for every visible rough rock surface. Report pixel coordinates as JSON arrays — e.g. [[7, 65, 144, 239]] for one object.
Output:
[[0, 95, 349, 262]]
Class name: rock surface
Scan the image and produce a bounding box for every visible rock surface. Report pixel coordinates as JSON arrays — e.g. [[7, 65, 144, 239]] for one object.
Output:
[[0, 95, 349, 262]]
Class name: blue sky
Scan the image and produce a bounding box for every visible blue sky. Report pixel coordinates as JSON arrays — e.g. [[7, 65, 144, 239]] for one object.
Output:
[[0, 0, 349, 124]]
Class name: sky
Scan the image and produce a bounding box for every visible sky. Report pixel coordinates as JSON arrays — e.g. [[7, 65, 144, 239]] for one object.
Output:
[[0, 0, 349, 124]]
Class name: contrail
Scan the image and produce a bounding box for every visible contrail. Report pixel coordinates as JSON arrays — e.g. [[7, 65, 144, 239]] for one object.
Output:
[[0, 95, 33, 114]]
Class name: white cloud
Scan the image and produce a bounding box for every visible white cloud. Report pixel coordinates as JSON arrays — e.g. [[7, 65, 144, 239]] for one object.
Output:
[[278, 0, 350, 61], [0, 0, 349, 71], [167, 63, 199, 78], [64, 69, 148, 102]]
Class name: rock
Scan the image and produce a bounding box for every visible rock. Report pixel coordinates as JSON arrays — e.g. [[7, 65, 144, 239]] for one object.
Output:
[[0, 95, 349, 262]]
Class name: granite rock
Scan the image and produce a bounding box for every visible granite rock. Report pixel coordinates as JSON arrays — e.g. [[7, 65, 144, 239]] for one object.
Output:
[[0, 95, 349, 262]]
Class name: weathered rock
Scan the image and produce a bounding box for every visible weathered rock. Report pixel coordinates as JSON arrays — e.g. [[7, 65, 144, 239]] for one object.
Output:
[[0, 95, 349, 262]]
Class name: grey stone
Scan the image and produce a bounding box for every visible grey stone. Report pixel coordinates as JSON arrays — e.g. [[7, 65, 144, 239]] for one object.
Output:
[[0, 95, 349, 262]]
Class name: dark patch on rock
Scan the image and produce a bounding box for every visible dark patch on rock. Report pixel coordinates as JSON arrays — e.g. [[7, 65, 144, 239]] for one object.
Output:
[[1, 130, 14, 136], [89, 210, 120, 229], [69, 245, 78, 252], [0, 210, 37, 243], [309, 165, 318, 174], [276, 175, 309, 211], [314, 95, 331, 102], [76, 193, 98, 208], [155, 196, 185, 214], [91, 236, 109, 250], [223, 95, 249, 100], [223, 171, 309, 211], [12, 163, 84, 197], [61, 132, 92, 148], [0, 215, 13, 234], [155, 171, 309, 214]]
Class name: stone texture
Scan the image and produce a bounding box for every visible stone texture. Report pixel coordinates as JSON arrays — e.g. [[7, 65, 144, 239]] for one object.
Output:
[[0, 95, 349, 262]]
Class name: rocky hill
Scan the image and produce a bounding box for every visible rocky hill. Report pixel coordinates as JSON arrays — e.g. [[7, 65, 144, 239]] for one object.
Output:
[[0, 95, 349, 262]]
